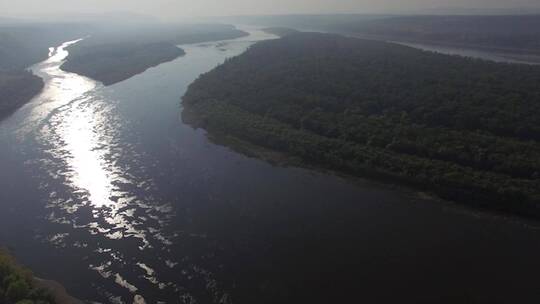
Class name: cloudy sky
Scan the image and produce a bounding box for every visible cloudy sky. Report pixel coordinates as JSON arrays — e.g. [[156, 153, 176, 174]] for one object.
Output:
[[2, 0, 540, 19]]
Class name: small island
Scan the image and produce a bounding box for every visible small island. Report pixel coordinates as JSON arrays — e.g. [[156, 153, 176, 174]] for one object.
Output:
[[61, 25, 248, 86], [61, 42, 185, 86], [183, 32, 540, 217], [0, 70, 43, 119]]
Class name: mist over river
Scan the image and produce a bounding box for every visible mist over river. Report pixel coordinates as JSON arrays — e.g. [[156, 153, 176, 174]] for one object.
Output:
[[2, 27, 540, 303]]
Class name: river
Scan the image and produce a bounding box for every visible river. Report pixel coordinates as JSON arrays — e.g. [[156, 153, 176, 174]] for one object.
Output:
[[1, 28, 540, 303], [397, 41, 540, 65]]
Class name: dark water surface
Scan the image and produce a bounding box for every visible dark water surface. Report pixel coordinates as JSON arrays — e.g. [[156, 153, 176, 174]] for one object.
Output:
[[1, 28, 540, 303]]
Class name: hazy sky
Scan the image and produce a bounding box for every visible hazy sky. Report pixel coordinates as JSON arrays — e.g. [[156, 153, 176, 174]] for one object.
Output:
[[3, 0, 540, 20]]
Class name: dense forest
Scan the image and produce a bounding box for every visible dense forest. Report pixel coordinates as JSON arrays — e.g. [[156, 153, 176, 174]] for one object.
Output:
[[183, 32, 540, 217], [61, 24, 248, 85], [61, 42, 185, 85], [0, 249, 56, 304]]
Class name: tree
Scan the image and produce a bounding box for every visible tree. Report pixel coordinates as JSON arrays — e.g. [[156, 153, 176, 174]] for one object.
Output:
[[6, 279, 30, 302]]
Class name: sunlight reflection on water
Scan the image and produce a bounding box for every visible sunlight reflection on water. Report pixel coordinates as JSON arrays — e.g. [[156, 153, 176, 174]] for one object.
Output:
[[40, 86, 163, 250], [20, 35, 207, 302], [17, 39, 97, 138], [58, 97, 115, 208], [26, 39, 172, 298], [15, 28, 278, 303]]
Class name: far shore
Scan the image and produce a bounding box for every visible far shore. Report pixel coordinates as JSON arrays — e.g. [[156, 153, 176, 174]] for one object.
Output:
[[343, 32, 540, 64]]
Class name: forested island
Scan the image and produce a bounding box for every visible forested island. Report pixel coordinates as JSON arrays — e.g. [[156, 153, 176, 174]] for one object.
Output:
[[183, 32, 540, 217], [61, 42, 185, 86], [61, 24, 248, 85]]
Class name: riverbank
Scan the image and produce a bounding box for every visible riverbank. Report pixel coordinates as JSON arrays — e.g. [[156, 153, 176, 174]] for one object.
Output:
[[0, 249, 81, 304], [35, 278, 84, 304], [184, 107, 442, 201], [0, 70, 43, 119]]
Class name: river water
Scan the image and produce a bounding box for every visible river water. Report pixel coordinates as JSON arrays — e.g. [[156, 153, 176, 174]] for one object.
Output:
[[398, 41, 540, 65], [1, 28, 540, 303]]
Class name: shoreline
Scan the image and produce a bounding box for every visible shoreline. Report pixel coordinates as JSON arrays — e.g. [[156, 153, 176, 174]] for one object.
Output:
[[342, 32, 540, 64], [35, 278, 84, 304], [182, 107, 540, 223], [0, 249, 83, 304], [0, 71, 44, 120]]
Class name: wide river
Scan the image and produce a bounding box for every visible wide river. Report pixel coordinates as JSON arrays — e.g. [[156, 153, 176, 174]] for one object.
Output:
[[1, 28, 540, 303]]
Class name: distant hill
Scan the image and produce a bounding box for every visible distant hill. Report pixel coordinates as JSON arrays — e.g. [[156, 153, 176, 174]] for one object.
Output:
[[41, 11, 159, 24], [421, 7, 540, 15], [0, 17, 19, 23], [339, 15, 540, 53], [0, 23, 92, 69], [212, 14, 388, 31]]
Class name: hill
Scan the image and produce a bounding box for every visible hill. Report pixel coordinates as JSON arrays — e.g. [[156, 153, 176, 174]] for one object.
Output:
[[0, 23, 91, 70]]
